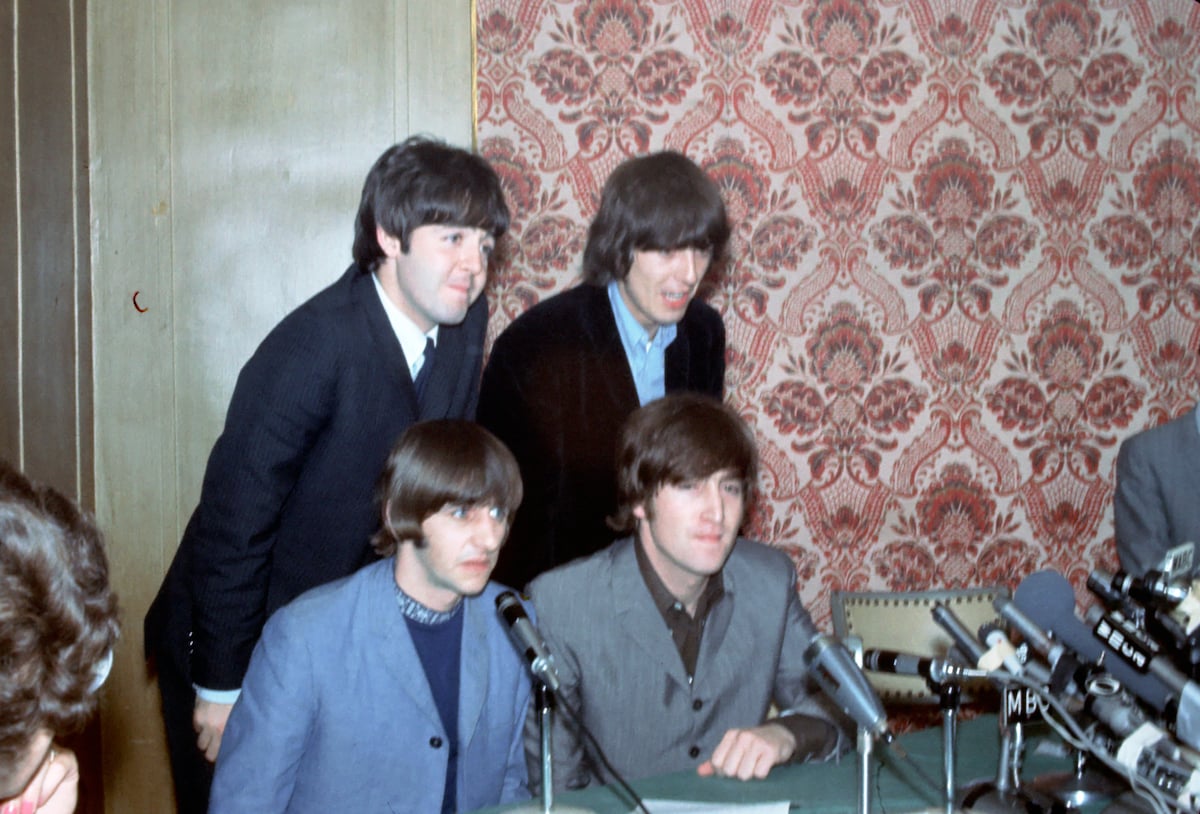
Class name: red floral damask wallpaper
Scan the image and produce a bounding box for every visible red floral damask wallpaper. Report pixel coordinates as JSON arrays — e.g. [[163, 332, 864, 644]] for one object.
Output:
[[474, 0, 1200, 622]]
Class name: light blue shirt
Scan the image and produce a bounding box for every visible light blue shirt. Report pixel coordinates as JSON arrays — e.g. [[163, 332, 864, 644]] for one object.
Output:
[[607, 280, 676, 406]]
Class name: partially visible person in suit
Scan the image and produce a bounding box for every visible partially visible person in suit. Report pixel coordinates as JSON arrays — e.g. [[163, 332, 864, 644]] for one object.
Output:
[[209, 420, 532, 814], [524, 394, 846, 792], [144, 136, 510, 813], [0, 461, 119, 814], [478, 150, 729, 592], [1114, 404, 1200, 577]]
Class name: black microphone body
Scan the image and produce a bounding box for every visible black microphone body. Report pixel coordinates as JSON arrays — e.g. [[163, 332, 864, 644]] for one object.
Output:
[[496, 591, 561, 692], [994, 596, 1085, 696], [1089, 568, 1190, 609], [1012, 570, 1175, 712], [863, 648, 990, 684]]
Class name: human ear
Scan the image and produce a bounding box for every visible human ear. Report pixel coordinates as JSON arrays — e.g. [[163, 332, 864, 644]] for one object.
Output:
[[376, 226, 402, 258]]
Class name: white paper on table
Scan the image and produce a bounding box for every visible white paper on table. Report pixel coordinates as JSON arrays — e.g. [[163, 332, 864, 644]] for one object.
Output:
[[628, 799, 791, 814]]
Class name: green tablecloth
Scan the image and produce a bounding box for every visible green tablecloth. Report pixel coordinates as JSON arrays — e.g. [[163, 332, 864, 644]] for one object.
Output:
[[474, 714, 1079, 813]]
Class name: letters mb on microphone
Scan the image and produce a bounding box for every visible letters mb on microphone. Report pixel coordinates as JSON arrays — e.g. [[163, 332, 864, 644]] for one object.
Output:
[[1005, 687, 1045, 724]]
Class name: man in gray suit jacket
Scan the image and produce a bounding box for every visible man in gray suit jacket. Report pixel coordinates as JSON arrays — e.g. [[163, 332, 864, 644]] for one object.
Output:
[[209, 421, 533, 813], [1115, 405, 1200, 577], [526, 394, 845, 792]]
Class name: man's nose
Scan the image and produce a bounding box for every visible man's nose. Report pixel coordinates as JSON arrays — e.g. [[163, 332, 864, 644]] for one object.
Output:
[[461, 235, 485, 272], [699, 481, 724, 520], [472, 513, 505, 551], [680, 249, 700, 284]]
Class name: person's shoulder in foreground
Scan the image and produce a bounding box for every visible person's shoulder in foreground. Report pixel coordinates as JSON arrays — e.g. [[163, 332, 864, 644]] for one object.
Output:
[[0, 460, 120, 814]]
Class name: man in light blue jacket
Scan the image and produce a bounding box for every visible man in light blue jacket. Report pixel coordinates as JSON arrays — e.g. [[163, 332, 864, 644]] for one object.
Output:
[[209, 420, 532, 813]]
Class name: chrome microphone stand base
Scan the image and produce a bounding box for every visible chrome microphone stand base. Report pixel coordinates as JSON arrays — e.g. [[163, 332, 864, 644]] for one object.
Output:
[[1026, 770, 1125, 807], [959, 781, 1073, 814], [1025, 750, 1124, 808]]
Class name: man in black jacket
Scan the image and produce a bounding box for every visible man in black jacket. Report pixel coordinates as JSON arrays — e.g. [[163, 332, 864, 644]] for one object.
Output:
[[145, 136, 509, 814], [478, 151, 729, 591]]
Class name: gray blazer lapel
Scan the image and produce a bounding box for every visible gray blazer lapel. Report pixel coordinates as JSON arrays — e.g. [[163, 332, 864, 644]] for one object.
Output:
[[457, 594, 489, 748], [368, 564, 442, 729], [695, 569, 742, 695], [610, 542, 693, 692]]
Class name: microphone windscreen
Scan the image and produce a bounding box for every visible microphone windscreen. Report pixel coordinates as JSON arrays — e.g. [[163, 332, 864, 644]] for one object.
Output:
[[1013, 569, 1173, 712]]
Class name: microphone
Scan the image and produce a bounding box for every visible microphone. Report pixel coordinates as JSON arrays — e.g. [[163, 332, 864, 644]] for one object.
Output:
[[1081, 604, 1200, 752], [862, 648, 991, 683], [933, 600, 1055, 688], [930, 603, 989, 665], [1012, 570, 1176, 713], [802, 634, 894, 743], [995, 595, 1090, 699], [495, 591, 561, 692], [1089, 568, 1190, 609]]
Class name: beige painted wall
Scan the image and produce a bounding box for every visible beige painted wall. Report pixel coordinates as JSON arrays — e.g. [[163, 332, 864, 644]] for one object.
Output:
[[88, 2, 475, 811]]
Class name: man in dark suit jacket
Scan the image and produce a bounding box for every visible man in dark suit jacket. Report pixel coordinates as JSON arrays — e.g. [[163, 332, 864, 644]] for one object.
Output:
[[478, 151, 729, 591], [1115, 405, 1200, 577], [144, 137, 510, 814], [525, 395, 845, 791]]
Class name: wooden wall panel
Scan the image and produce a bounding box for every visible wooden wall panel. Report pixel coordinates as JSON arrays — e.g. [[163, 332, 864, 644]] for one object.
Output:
[[405, 0, 473, 147], [89, 2, 476, 811], [16, 0, 83, 493], [168, 0, 399, 508], [3, 0, 97, 809], [90, 0, 177, 810], [0, 0, 17, 464]]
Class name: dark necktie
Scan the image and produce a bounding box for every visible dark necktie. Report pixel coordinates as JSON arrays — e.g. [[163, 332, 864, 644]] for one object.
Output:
[[413, 337, 436, 400]]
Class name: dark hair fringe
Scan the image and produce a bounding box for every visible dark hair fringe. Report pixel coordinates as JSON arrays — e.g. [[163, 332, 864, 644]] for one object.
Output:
[[352, 136, 511, 272], [371, 420, 523, 557], [582, 151, 730, 285], [608, 394, 756, 532]]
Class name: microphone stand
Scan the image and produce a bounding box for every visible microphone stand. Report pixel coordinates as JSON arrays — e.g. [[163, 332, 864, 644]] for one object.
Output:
[[959, 685, 1067, 814], [538, 683, 556, 813], [512, 682, 593, 814], [856, 719, 874, 814], [933, 679, 962, 814], [843, 636, 875, 814]]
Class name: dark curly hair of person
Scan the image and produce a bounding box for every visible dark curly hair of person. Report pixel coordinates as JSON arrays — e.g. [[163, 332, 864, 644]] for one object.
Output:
[[0, 460, 120, 775]]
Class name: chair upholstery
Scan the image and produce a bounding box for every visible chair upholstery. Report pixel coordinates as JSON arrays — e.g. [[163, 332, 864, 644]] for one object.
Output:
[[830, 586, 1010, 702]]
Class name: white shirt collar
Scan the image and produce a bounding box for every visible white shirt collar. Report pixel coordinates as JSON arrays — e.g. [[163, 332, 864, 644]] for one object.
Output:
[[371, 272, 438, 377]]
